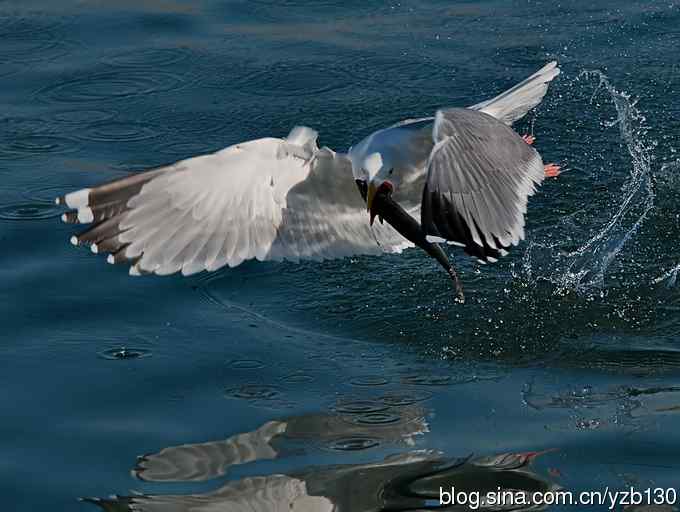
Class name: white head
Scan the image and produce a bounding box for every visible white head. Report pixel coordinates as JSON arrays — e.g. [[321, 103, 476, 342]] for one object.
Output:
[[363, 152, 398, 224]]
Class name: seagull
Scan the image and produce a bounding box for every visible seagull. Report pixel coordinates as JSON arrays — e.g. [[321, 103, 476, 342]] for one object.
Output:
[[57, 61, 561, 302]]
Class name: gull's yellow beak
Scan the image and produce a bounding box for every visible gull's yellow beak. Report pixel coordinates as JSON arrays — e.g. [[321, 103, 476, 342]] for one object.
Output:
[[366, 181, 378, 213]]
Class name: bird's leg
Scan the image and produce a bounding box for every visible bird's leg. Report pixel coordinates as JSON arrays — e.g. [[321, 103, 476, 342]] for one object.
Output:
[[522, 134, 536, 145], [544, 163, 561, 178], [426, 242, 465, 303]]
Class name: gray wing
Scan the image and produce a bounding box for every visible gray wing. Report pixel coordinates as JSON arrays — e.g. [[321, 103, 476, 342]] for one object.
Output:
[[421, 107, 544, 263]]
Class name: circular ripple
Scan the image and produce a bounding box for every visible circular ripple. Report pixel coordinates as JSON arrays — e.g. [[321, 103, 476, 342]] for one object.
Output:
[[104, 47, 194, 68], [352, 411, 402, 425], [98, 347, 152, 360], [400, 374, 474, 386], [334, 399, 389, 415], [36, 70, 187, 104], [380, 390, 433, 407], [0, 15, 70, 37], [155, 140, 218, 159], [228, 359, 265, 370], [0, 202, 61, 221], [350, 375, 390, 387], [281, 371, 315, 384], [225, 384, 281, 401], [53, 109, 117, 126], [77, 121, 158, 143], [0, 116, 51, 135], [0, 31, 74, 65], [0, 135, 79, 159], [324, 436, 381, 452], [145, 110, 228, 138], [234, 62, 350, 97], [22, 183, 69, 204]]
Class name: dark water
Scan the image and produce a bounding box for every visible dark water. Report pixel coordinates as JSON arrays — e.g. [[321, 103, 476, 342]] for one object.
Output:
[[2, 0, 680, 510]]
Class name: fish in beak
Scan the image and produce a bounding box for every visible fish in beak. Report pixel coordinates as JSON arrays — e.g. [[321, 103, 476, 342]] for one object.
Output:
[[366, 180, 394, 226], [366, 181, 378, 225]]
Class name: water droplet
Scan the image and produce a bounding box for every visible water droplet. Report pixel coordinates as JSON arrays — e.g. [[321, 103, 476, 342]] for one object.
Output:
[[575, 418, 602, 430], [99, 347, 151, 360], [225, 384, 281, 401]]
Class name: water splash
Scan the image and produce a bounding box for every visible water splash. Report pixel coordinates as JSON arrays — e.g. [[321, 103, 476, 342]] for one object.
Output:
[[653, 263, 680, 288], [519, 71, 656, 295]]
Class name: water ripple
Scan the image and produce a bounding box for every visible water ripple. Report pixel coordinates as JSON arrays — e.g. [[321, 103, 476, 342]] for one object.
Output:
[[233, 62, 351, 97], [0, 202, 62, 221], [36, 70, 188, 104], [380, 390, 433, 407], [280, 371, 315, 384], [103, 47, 195, 68], [0, 28, 75, 66], [350, 375, 390, 387], [98, 347, 152, 360], [225, 384, 282, 401], [52, 109, 117, 127], [228, 359, 266, 370], [400, 374, 475, 386], [76, 121, 159, 143], [333, 398, 389, 415], [323, 436, 381, 451], [0, 134, 79, 159], [145, 110, 229, 138], [351, 411, 403, 425]]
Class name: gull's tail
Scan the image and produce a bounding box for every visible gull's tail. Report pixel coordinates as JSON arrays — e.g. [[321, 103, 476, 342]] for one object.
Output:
[[469, 61, 560, 125]]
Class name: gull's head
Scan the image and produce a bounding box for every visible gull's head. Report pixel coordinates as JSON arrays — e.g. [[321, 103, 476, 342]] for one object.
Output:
[[363, 152, 396, 225]]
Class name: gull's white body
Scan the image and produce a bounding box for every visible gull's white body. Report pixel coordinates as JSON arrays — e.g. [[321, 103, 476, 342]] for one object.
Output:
[[58, 62, 560, 277]]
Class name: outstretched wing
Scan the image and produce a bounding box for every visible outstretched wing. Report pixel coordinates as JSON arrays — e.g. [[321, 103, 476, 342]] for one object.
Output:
[[58, 127, 411, 276], [469, 61, 560, 125], [421, 108, 545, 263], [375, 61, 559, 222]]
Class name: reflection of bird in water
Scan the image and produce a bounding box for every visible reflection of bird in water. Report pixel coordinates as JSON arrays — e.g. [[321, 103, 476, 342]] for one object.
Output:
[[58, 63, 560, 301], [82, 409, 558, 512], [133, 406, 429, 483]]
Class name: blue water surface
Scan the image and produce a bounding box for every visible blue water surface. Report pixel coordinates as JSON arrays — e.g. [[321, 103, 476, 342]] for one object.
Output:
[[2, 0, 680, 510]]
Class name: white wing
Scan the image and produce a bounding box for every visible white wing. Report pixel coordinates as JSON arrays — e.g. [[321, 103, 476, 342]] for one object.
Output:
[[59, 127, 411, 276], [469, 61, 560, 125]]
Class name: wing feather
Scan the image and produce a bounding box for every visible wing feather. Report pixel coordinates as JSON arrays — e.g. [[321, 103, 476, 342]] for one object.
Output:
[[59, 128, 411, 276], [469, 61, 560, 125], [421, 108, 544, 262]]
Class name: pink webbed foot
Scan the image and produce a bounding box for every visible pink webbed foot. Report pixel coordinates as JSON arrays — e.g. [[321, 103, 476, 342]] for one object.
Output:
[[522, 134, 535, 145], [544, 163, 560, 178]]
